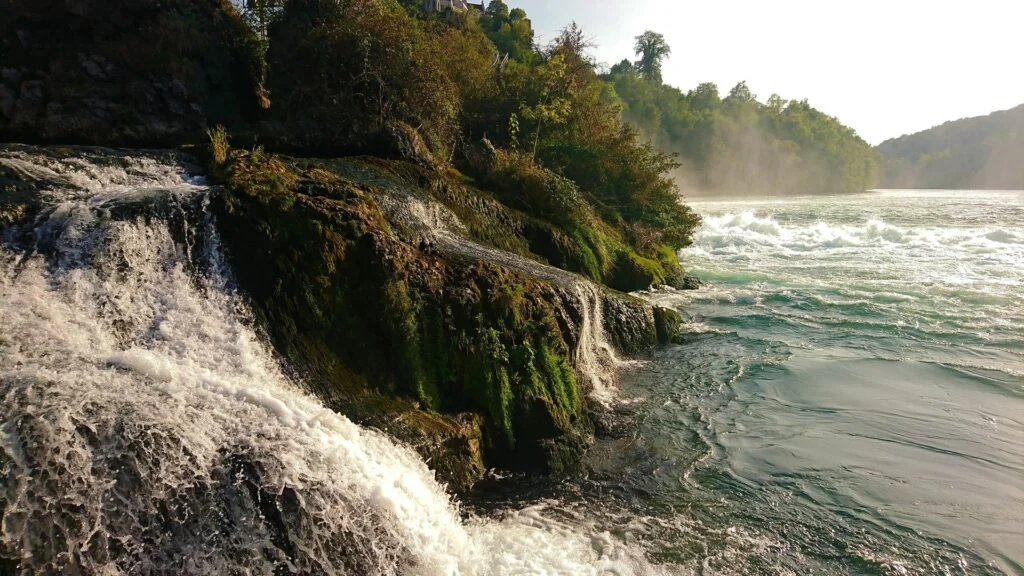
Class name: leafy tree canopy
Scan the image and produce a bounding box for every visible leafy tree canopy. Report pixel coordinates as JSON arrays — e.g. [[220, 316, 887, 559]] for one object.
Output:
[[878, 104, 1024, 189], [633, 31, 671, 82]]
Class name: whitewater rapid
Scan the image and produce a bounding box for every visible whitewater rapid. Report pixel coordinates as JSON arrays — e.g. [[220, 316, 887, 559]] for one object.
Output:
[[0, 149, 661, 575], [673, 192, 1024, 379]]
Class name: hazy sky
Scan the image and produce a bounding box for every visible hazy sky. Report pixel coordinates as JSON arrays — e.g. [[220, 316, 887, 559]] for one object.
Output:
[[512, 0, 1024, 145]]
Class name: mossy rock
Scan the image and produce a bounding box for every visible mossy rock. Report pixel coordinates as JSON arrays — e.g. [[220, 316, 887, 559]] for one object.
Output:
[[653, 306, 684, 345], [211, 149, 600, 479], [609, 250, 665, 292], [602, 292, 659, 355], [344, 393, 486, 492]]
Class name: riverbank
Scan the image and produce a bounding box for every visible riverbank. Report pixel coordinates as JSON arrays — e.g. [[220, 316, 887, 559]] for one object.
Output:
[[1, 146, 685, 574]]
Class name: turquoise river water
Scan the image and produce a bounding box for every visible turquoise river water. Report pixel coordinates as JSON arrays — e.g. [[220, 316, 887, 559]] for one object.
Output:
[[567, 190, 1024, 575]]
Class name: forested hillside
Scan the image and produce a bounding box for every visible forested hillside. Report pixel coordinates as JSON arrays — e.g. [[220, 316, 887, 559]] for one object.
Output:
[[878, 104, 1024, 189], [605, 33, 880, 196]]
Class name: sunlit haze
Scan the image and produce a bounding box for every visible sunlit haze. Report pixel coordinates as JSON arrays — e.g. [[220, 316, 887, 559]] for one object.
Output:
[[514, 0, 1024, 144]]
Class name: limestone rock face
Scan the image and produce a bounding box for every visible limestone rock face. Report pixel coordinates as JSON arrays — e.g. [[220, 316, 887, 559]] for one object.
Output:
[[0, 0, 261, 146]]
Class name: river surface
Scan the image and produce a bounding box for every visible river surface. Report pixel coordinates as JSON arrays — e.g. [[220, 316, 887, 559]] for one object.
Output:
[[579, 190, 1023, 575]]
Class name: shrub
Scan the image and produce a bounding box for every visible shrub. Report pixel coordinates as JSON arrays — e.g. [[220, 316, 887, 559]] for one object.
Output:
[[478, 150, 591, 229], [207, 125, 230, 166]]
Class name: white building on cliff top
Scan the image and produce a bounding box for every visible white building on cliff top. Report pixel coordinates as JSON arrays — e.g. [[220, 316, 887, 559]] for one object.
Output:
[[422, 0, 484, 13]]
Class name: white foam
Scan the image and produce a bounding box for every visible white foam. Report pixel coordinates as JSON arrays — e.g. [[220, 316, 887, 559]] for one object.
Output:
[[698, 209, 1024, 255], [984, 229, 1021, 244], [574, 283, 639, 407]]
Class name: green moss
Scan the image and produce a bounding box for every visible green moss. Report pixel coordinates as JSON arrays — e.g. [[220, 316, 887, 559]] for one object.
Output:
[[462, 325, 515, 447], [419, 306, 455, 406], [426, 178, 535, 258], [610, 249, 665, 292], [382, 279, 438, 409], [656, 245, 687, 288], [653, 306, 684, 345], [537, 339, 579, 416]]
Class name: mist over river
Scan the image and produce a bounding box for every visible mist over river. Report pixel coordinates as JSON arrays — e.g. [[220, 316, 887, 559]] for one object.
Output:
[[592, 190, 1023, 574]]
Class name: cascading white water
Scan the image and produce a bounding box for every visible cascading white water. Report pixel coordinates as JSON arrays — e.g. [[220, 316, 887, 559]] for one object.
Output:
[[0, 150, 665, 575], [572, 284, 628, 407]]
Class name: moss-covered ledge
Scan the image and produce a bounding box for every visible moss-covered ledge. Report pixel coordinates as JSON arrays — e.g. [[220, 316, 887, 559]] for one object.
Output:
[[207, 147, 682, 489]]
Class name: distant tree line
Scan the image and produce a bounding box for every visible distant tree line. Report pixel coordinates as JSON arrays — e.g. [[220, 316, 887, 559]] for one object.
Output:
[[606, 32, 881, 196], [878, 104, 1024, 190]]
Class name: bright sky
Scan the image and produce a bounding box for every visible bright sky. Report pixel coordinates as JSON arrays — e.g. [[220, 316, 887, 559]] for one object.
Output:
[[512, 0, 1024, 145]]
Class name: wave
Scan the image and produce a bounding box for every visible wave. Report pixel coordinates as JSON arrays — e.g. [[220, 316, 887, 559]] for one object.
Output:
[[697, 210, 1024, 254], [984, 229, 1022, 244]]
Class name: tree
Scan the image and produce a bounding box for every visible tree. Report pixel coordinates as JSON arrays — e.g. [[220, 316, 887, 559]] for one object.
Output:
[[634, 31, 671, 82], [766, 93, 787, 115], [485, 0, 509, 20], [551, 21, 591, 57], [239, 0, 286, 106], [724, 81, 757, 123], [609, 59, 635, 76], [267, 0, 459, 155], [479, 0, 533, 62], [689, 82, 720, 109], [519, 53, 575, 159], [243, 0, 285, 44], [727, 81, 755, 103]]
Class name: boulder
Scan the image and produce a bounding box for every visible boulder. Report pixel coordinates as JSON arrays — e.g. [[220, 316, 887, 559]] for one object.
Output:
[[371, 121, 437, 169]]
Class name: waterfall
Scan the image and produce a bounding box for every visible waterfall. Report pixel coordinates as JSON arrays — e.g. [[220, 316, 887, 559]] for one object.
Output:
[[573, 283, 629, 407], [0, 148, 661, 575]]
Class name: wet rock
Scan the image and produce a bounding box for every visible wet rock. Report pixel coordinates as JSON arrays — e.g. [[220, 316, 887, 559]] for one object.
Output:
[[13, 80, 45, 125], [602, 293, 658, 355], [680, 274, 703, 290], [78, 53, 114, 80], [0, 86, 14, 120], [653, 306, 684, 345], [1, 68, 21, 86], [65, 0, 92, 17]]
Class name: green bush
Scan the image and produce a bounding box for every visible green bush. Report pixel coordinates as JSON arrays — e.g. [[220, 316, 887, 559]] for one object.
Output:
[[479, 151, 592, 229], [207, 125, 230, 166]]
